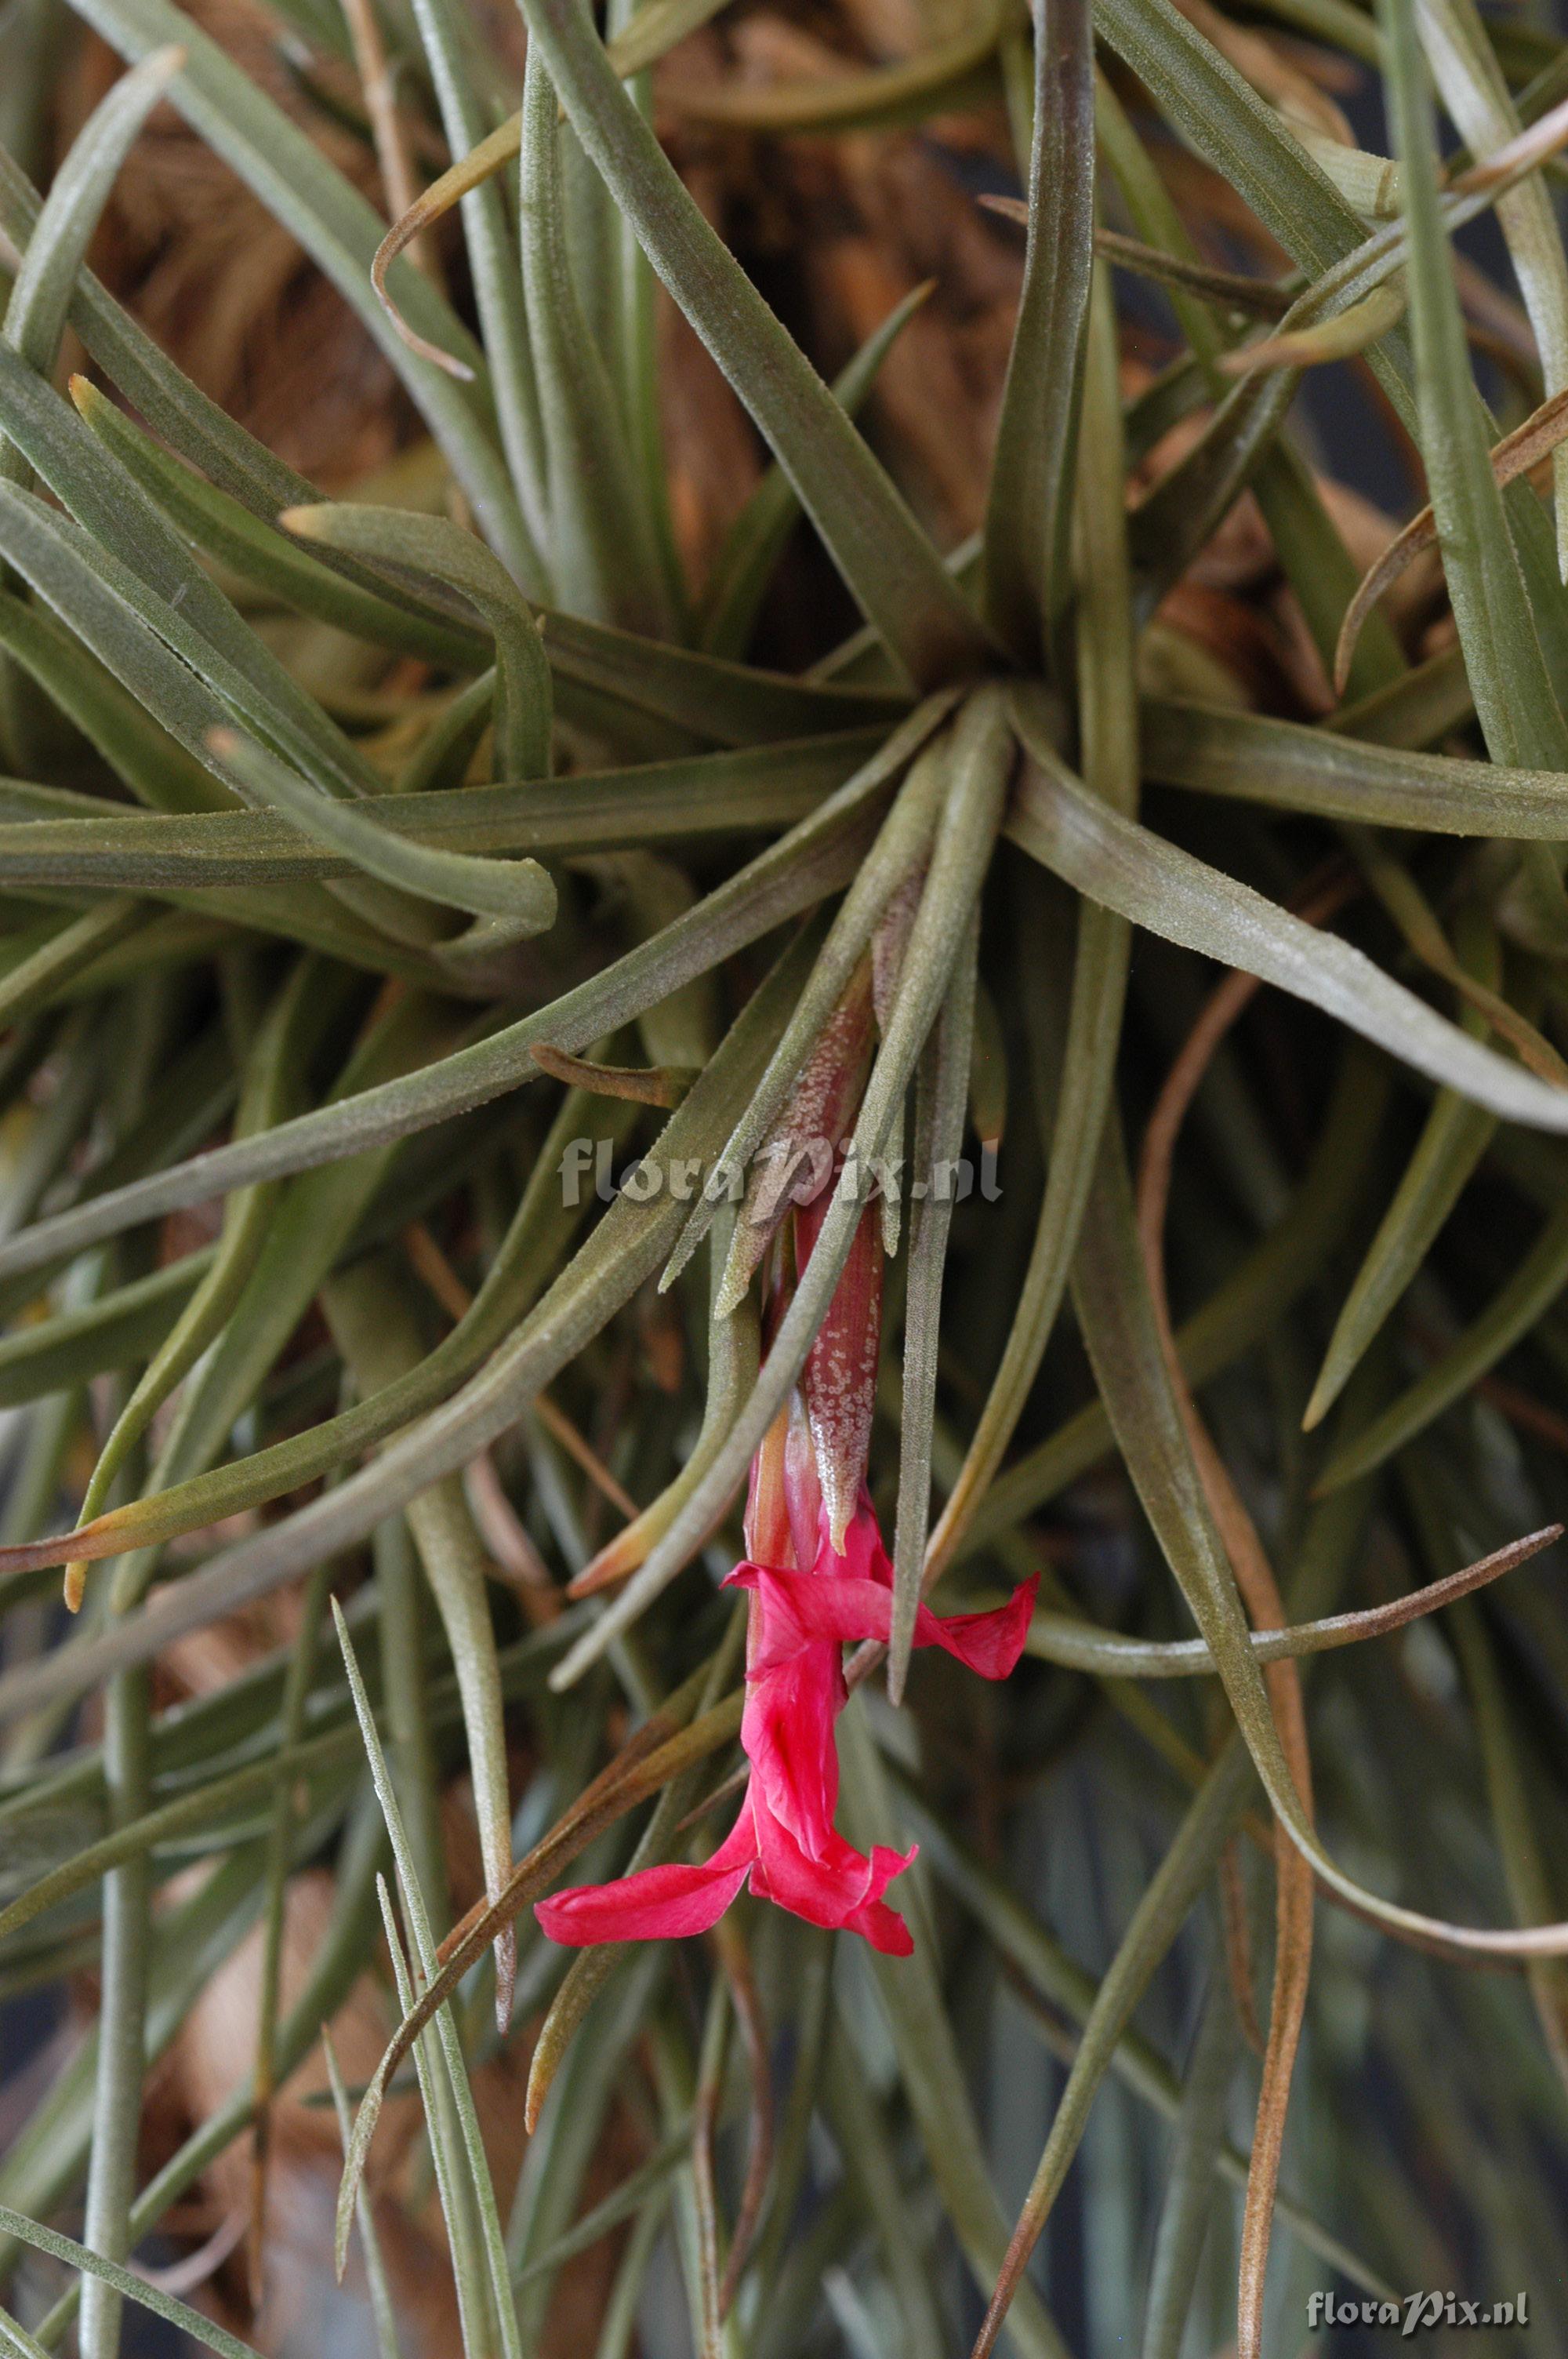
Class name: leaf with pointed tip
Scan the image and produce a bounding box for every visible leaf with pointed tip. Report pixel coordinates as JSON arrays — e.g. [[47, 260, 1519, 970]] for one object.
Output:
[[71, 387, 488, 669], [210, 727, 557, 938], [899, 1774, 1393, 2300], [1317, 1194, 1568, 1492], [1072, 1118, 1568, 1962], [332, 1612, 523, 2359], [59, 0, 539, 579], [0, 731, 881, 890], [1305, 914, 1504, 1430], [1307, 1090, 1494, 1431], [697, 282, 935, 662], [328, 1263, 517, 2027], [982, 0, 1094, 666], [967, 1742, 1255, 2359], [960, 1049, 1385, 1556], [1, 45, 183, 389], [519, 44, 670, 637], [1142, 698, 1568, 837], [512, 0, 996, 691], [0, 937, 811, 1724], [1006, 742, 1568, 1131], [0, 740, 892, 1289]]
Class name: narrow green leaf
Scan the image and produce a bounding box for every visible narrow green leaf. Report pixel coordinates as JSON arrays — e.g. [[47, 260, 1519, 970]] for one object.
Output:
[[333, 1610, 524, 2359], [982, 0, 1094, 666], [1, 45, 181, 387], [1381, 0, 1568, 783], [0, 1252, 212, 1406], [1072, 1118, 1568, 1963], [901, 1777, 1394, 2300], [71, 387, 487, 669], [835, 1698, 1073, 2359], [1419, 0, 1568, 578], [0, 732, 880, 890], [1094, 0, 1568, 708], [519, 44, 671, 637], [0, 434, 384, 811], [328, 1261, 517, 2023], [512, 0, 996, 690], [696, 282, 934, 662], [60, 961, 319, 1598], [1307, 976, 1497, 1431], [0, 729, 896, 1286], [211, 726, 557, 940], [1007, 740, 1568, 1130], [0, 940, 809, 1721], [1318, 1195, 1568, 1490], [0, 2205, 265, 2359], [969, 1744, 1255, 2359], [60, 0, 539, 579], [1142, 698, 1568, 837], [405, 0, 548, 571], [924, 278, 1134, 1581], [888, 906, 977, 1699]]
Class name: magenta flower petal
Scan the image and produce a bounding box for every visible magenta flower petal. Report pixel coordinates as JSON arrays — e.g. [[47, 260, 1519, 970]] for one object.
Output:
[[730, 1564, 1040, 1681], [535, 1806, 757, 1944], [539, 1404, 1031, 1954], [751, 1797, 916, 1953], [922, 1577, 1040, 1678], [742, 1647, 844, 1853]]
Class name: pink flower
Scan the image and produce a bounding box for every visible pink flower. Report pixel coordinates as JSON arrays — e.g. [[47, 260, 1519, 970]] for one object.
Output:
[[535, 982, 1035, 1958], [535, 1496, 1036, 1957]]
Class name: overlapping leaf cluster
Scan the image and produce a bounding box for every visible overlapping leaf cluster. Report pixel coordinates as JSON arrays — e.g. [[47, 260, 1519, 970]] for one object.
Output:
[[5, 0, 1568, 2347]]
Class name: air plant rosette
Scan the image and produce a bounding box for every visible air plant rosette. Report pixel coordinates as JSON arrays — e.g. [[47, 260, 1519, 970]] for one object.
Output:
[[5, 0, 1568, 2350]]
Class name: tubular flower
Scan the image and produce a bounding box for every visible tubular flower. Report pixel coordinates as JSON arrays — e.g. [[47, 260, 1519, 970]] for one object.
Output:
[[537, 974, 1035, 1955], [535, 1488, 1035, 1956]]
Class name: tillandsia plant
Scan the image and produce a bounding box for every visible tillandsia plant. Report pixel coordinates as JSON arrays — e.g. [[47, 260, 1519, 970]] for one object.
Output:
[[11, 0, 1568, 2348]]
